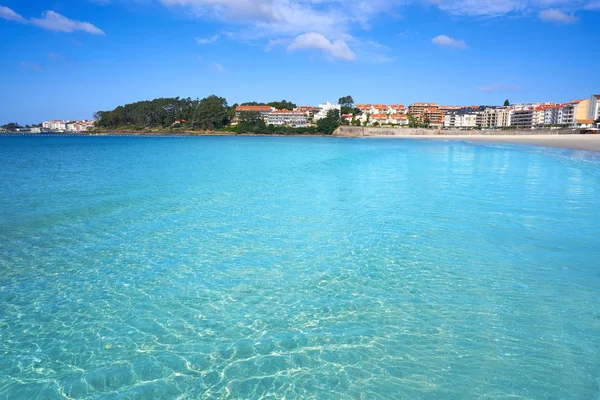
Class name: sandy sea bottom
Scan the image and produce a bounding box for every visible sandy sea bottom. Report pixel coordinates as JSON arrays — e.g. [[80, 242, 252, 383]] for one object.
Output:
[[0, 136, 599, 399]]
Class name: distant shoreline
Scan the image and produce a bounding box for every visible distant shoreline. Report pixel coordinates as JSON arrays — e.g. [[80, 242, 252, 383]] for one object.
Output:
[[362, 134, 600, 152], [2, 131, 600, 152]]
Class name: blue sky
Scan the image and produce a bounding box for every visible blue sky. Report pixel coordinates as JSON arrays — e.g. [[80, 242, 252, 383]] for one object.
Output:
[[1, 0, 599, 124]]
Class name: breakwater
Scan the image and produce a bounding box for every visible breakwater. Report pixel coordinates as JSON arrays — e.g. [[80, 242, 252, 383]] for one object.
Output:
[[333, 126, 577, 137]]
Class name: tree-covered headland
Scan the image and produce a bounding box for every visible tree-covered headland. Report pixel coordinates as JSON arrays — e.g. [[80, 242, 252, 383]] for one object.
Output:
[[94, 95, 342, 134]]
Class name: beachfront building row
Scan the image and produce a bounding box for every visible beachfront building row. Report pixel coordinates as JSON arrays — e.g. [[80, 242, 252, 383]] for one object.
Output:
[[42, 120, 96, 132], [443, 96, 599, 129], [233, 105, 309, 127], [233, 101, 342, 127], [344, 113, 409, 126], [355, 104, 407, 115]]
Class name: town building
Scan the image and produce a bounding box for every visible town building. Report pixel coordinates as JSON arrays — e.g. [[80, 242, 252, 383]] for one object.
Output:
[[589, 95, 600, 121], [371, 114, 389, 125], [557, 103, 576, 126], [438, 105, 462, 114], [42, 120, 96, 132], [389, 105, 407, 114], [511, 108, 535, 128], [423, 107, 443, 126], [541, 106, 560, 126], [232, 105, 275, 125], [295, 106, 319, 119], [235, 106, 274, 118], [314, 101, 341, 121], [372, 104, 390, 114], [43, 120, 67, 131], [390, 114, 409, 125], [408, 102, 438, 121], [267, 110, 308, 127], [497, 108, 513, 127], [342, 114, 354, 123], [355, 104, 372, 113], [444, 108, 479, 129], [480, 108, 500, 129]]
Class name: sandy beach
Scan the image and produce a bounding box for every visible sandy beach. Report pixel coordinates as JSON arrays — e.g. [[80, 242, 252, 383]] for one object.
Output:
[[365, 134, 600, 152]]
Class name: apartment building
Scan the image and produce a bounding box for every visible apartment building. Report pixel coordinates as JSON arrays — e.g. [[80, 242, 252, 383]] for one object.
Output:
[[497, 108, 513, 127], [557, 103, 576, 125], [390, 104, 407, 114], [371, 114, 389, 124], [408, 102, 438, 120], [438, 105, 462, 114], [235, 106, 274, 118], [423, 107, 443, 125], [295, 106, 319, 119], [267, 110, 308, 127], [480, 108, 500, 128], [511, 108, 535, 128], [372, 104, 390, 114], [444, 109, 478, 128], [232, 106, 275, 125], [314, 101, 341, 121], [589, 95, 600, 121], [390, 114, 409, 125], [356, 104, 372, 113], [42, 120, 67, 131]]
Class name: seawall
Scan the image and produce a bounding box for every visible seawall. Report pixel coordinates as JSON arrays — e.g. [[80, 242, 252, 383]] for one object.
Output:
[[333, 126, 577, 137]]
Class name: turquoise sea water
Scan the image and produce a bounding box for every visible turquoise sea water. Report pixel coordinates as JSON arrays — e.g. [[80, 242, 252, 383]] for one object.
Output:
[[0, 136, 599, 399]]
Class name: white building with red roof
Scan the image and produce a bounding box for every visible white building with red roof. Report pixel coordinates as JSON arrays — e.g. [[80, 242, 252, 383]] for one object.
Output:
[[389, 114, 409, 125], [267, 110, 308, 127]]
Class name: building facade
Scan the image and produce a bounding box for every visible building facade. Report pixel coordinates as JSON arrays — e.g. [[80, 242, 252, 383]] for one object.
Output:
[[511, 109, 534, 128], [295, 106, 319, 119], [314, 101, 341, 121], [590, 95, 600, 121], [267, 110, 308, 127], [444, 109, 478, 128], [408, 102, 438, 121]]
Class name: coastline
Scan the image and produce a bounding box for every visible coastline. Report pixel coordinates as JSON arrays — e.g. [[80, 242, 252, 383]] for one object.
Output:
[[3, 131, 600, 152], [363, 134, 600, 152]]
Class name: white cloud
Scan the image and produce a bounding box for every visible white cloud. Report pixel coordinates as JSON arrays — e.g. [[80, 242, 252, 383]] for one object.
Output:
[[538, 8, 577, 23], [158, 0, 393, 39], [346, 36, 394, 63], [0, 5, 27, 23], [476, 83, 523, 92], [425, 0, 597, 17], [195, 34, 220, 44], [31, 11, 105, 35], [431, 35, 467, 49], [265, 38, 289, 52], [152, 0, 598, 60], [287, 32, 355, 61], [20, 62, 42, 71], [430, 0, 526, 17], [210, 62, 225, 73]]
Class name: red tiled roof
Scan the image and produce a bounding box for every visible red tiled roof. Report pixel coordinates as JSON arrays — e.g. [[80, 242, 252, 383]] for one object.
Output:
[[372, 114, 389, 120], [391, 114, 408, 119], [271, 110, 305, 114], [236, 106, 272, 111]]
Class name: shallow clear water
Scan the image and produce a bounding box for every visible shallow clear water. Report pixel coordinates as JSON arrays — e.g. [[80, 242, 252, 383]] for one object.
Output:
[[0, 136, 599, 399]]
